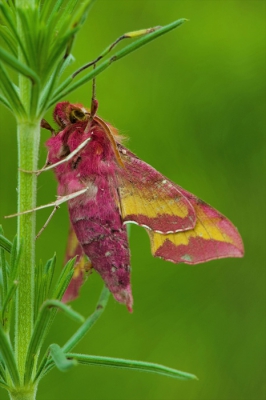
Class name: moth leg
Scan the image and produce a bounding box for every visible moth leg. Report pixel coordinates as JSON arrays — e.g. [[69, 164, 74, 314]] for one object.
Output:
[[35, 206, 59, 239], [72, 25, 161, 78], [41, 119, 55, 136], [20, 137, 91, 175], [5, 187, 89, 218]]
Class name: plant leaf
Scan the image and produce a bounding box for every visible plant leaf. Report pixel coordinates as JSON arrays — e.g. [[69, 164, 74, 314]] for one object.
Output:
[[50, 344, 77, 371], [0, 25, 18, 56], [0, 45, 40, 82], [0, 324, 20, 386], [63, 285, 110, 353], [52, 257, 76, 300], [44, 254, 57, 296], [0, 92, 12, 110], [1, 281, 18, 325], [24, 296, 82, 383], [10, 236, 21, 281], [49, 18, 187, 105], [66, 353, 198, 381], [41, 299, 85, 323], [0, 63, 26, 116], [0, 378, 9, 390], [0, 228, 8, 303], [69, 0, 96, 30], [35, 285, 109, 381], [0, 233, 12, 253], [40, 0, 64, 26], [38, 55, 74, 115], [0, 2, 29, 64]]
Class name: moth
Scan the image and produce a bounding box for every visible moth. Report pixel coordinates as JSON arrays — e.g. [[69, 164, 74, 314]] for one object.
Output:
[[44, 101, 244, 311]]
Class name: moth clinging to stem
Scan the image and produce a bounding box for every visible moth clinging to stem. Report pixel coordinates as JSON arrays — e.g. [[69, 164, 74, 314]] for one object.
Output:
[[8, 25, 244, 312], [40, 98, 244, 312]]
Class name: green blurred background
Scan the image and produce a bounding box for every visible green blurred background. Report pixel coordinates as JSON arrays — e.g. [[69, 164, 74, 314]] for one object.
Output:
[[0, 1, 265, 399]]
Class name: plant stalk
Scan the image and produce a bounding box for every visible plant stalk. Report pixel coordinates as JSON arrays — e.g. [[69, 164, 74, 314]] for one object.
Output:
[[15, 119, 40, 380], [8, 385, 37, 400], [14, 0, 41, 386]]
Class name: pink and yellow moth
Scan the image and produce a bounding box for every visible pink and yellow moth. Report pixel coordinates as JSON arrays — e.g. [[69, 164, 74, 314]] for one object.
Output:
[[42, 101, 244, 312]]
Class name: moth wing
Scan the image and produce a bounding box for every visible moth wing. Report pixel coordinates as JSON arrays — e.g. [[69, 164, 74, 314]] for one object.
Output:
[[118, 146, 196, 233], [62, 226, 91, 302], [148, 187, 244, 264]]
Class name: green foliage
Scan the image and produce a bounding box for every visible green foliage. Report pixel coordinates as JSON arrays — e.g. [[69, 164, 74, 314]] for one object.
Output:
[[0, 0, 186, 120], [0, 1, 192, 399]]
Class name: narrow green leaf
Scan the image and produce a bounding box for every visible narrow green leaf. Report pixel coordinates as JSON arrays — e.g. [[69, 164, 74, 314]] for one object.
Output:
[[40, 0, 92, 79], [42, 300, 85, 323], [30, 79, 40, 118], [35, 255, 57, 321], [47, 0, 65, 25], [50, 344, 77, 371], [40, 0, 64, 24], [39, 38, 70, 87], [0, 325, 20, 386], [50, 18, 187, 105], [0, 228, 8, 302], [4, 0, 16, 14], [52, 257, 76, 300], [0, 47, 39, 82], [48, 75, 72, 108], [0, 63, 26, 116], [0, 379, 9, 391], [0, 93, 12, 111], [24, 297, 83, 383], [69, 0, 96, 30], [0, 233, 12, 253], [43, 25, 79, 82], [0, 249, 7, 302], [67, 353, 198, 381], [10, 236, 21, 281], [17, 8, 39, 72], [9, 236, 18, 274], [63, 285, 110, 353], [23, 299, 58, 384], [2, 236, 20, 332], [1, 281, 18, 324], [38, 55, 73, 115], [53, 0, 78, 33], [35, 285, 110, 381], [0, 25, 18, 56], [44, 254, 56, 298], [35, 260, 44, 322], [0, 356, 6, 379], [0, 2, 29, 64]]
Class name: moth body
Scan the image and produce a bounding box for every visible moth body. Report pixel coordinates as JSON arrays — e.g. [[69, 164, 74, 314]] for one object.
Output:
[[46, 103, 133, 310]]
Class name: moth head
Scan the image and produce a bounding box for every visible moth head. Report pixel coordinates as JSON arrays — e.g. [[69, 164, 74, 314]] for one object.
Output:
[[53, 102, 90, 129]]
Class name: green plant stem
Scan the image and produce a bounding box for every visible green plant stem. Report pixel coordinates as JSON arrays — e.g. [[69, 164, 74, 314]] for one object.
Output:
[[15, 1, 40, 388], [8, 385, 37, 400], [15, 119, 40, 380]]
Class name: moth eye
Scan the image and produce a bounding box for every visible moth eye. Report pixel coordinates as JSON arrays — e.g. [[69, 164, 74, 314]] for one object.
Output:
[[70, 109, 86, 123]]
